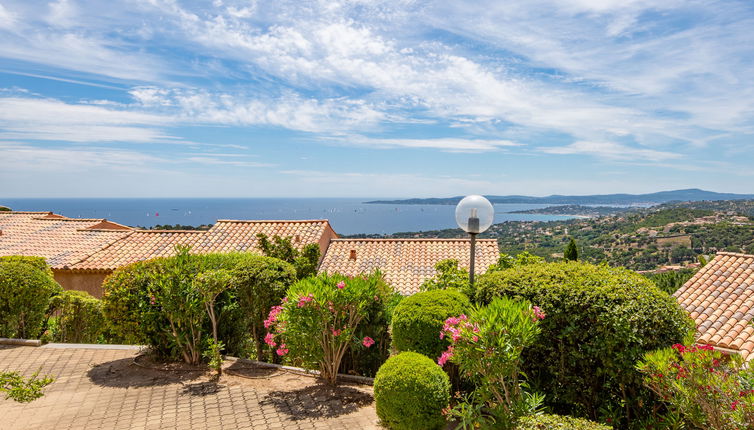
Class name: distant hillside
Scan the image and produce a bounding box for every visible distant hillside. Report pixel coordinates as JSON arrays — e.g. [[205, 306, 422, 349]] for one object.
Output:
[[367, 189, 754, 205], [0, 205, 10, 212]]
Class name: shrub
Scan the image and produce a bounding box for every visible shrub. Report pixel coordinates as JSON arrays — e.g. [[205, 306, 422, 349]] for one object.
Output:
[[0, 370, 54, 403], [265, 272, 386, 384], [256, 233, 321, 279], [48, 290, 105, 343], [441, 297, 545, 429], [340, 282, 403, 377], [102, 249, 279, 360], [475, 261, 694, 424], [0, 256, 52, 275], [515, 414, 612, 430], [0, 260, 61, 339], [644, 268, 696, 295], [231, 256, 296, 360], [392, 289, 470, 358], [638, 343, 754, 429], [420, 259, 469, 293], [374, 352, 450, 430]]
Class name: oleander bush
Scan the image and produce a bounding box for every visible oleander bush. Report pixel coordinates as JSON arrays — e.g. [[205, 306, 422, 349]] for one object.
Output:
[[0, 259, 61, 339], [392, 289, 470, 358], [440, 297, 546, 429], [264, 272, 389, 384], [48, 290, 105, 343], [638, 343, 754, 429], [102, 248, 293, 362], [231, 256, 297, 360], [475, 261, 694, 425], [374, 352, 450, 430], [515, 414, 612, 430]]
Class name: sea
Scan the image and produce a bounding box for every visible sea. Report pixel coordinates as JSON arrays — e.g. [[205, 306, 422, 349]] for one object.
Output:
[[0, 198, 574, 236]]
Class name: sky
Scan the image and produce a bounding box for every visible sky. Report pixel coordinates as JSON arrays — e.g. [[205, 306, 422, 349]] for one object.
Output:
[[1, 0, 753, 198]]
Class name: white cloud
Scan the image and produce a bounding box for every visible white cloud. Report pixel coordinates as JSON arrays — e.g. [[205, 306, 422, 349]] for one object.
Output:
[[0, 96, 176, 143], [330, 135, 521, 152], [539, 141, 682, 162]]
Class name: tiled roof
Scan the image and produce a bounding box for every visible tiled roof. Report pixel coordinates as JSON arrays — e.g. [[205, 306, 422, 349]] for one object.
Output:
[[70, 219, 337, 271], [674, 252, 754, 360], [318, 238, 500, 295], [0, 212, 132, 269]]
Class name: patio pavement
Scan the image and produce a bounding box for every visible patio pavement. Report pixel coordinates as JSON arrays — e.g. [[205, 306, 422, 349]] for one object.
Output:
[[0, 345, 379, 429]]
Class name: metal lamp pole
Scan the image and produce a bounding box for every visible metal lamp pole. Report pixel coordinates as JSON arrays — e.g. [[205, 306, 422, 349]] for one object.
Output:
[[468, 208, 480, 288], [455, 195, 493, 290]]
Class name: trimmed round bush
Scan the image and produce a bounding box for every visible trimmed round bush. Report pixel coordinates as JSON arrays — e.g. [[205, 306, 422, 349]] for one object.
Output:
[[392, 289, 470, 358], [516, 414, 612, 430], [0, 260, 61, 338], [49, 290, 105, 343], [0, 256, 52, 275], [374, 352, 450, 430], [475, 261, 694, 423]]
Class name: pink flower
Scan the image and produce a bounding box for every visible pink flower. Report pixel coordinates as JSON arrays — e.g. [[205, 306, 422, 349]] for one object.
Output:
[[149, 295, 156, 305], [265, 305, 284, 328], [282, 297, 289, 303], [297, 294, 314, 308], [264, 332, 276, 347], [337, 281, 346, 289], [276, 344, 288, 356], [532, 306, 546, 322], [331, 328, 342, 336], [438, 346, 454, 367], [362, 336, 375, 348], [472, 335, 479, 342]]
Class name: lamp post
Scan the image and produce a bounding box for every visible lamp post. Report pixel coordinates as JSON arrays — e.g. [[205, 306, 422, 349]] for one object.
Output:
[[455, 195, 494, 287]]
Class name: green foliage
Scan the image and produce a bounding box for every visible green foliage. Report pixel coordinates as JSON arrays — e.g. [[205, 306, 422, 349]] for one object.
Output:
[[645, 268, 697, 295], [255, 233, 321, 279], [564, 237, 579, 261], [0, 260, 61, 339], [374, 352, 450, 430], [486, 252, 545, 273], [341, 279, 403, 377], [265, 272, 387, 384], [0, 205, 11, 211], [392, 289, 470, 359], [48, 290, 105, 343], [231, 256, 296, 360], [0, 256, 53, 276], [441, 297, 545, 429], [195, 269, 233, 373], [475, 261, 695, 425], [420, 259, 470, 293], [102, 249, 278, 361], [0, 370, 54, 403], [515, 414, 612, 430], [638, 344, 754, 429]]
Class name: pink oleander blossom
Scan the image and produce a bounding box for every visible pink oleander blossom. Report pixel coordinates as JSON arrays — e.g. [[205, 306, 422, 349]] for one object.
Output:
[[362, 336, 375, 348], [297, 294, 314, 308], [438, 346, 454, 367], [532, 306, 546, 322], [276, 344, 289, 356], [336, 281, 346, 289], [332, 328, 342, 336], [149, 295, 156, 305], [264, 332, 276, 347]]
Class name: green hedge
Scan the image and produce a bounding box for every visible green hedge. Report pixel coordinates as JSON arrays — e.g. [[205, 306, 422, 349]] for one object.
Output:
[[231, 255, 297, 360], [516, 414, 611, 429], [102, 251, 296, 360], [374, 352, 450, 430], [475, 262, 694, 424], [48, 290, 105, 343], [0, 256, 52, 276], [391, 289, 470, 359], [0, 260, 61, 339]]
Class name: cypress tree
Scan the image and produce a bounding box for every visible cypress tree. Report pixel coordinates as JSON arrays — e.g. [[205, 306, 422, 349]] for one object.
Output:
[[564, 237, 579, 261]]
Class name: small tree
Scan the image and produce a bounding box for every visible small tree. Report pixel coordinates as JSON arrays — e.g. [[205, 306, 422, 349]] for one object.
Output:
[[195, 269, 232, 375], [265, 273, 384, 384], [256, 233, 321, 279], [564, 237, 579, 261], [420, 259, 469, 293]]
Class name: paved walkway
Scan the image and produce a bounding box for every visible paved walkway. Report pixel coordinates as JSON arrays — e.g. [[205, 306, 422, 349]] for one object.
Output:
[[0, 345, 378, 429]]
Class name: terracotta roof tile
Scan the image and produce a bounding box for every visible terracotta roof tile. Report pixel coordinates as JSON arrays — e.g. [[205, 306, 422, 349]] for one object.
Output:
[[71, 219, 337, 270], [0, 212, 132, 268], [318, 238, 500, 295], [675, 252, 754, 361]]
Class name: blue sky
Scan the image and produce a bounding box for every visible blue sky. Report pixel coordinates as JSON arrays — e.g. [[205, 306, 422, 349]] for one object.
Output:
[[1, 0, 753, 198]]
